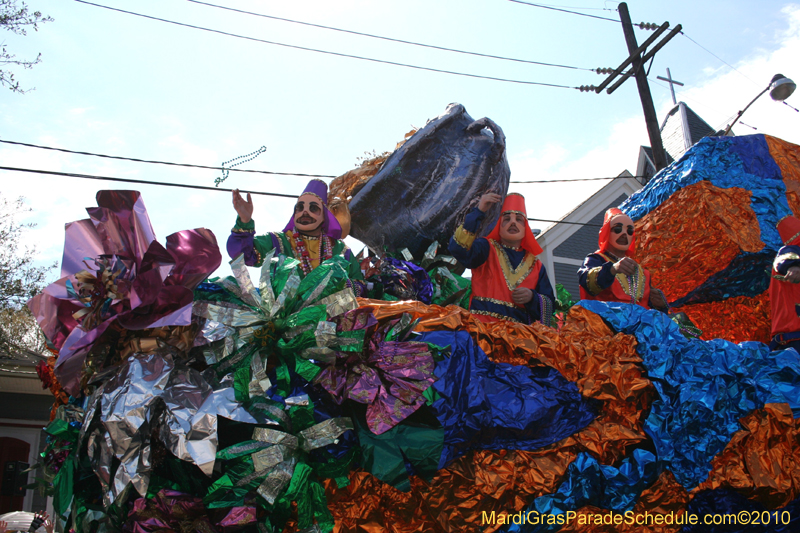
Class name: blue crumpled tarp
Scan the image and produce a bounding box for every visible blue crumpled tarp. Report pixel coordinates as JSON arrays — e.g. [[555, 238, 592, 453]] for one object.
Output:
[[503, 449, 660, 533], [578, 300, 800, 489], [418, 330, 598, 468]]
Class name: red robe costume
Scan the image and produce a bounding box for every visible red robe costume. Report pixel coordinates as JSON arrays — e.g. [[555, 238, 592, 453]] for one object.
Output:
[[577, 208, 660, 310], [449, 193, 554, 325], [769, 215, 800, 347]]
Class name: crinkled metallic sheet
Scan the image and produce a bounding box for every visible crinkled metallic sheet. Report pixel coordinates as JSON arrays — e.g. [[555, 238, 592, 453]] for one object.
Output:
[[94, 352, 255, 505], [315, 307, 436, 436], [693, 403, 800, 509], [578, 300, 800, 490], [622, 136, 791, 247], [28, 190, 221, 396], [321, 471, 447, 533], [504, 449, 660, 533], [360, 299, 653, 464], [419, 330, 598, 467], [632, 180, 761, 303], [768, 135, 800, 217], [679, 292, 771, 344], [124, 489, 221, 533], [615, 136, 800, 329], [620, 471, 689, 533], [670, 250, 774, 308], [684, 489, 800, 533]]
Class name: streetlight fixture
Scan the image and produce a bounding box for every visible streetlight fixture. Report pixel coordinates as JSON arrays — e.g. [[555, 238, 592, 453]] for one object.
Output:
[[723, 74, 796, 136]]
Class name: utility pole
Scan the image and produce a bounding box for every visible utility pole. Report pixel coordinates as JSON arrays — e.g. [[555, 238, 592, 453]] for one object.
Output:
[[618, 2, 667, 171]]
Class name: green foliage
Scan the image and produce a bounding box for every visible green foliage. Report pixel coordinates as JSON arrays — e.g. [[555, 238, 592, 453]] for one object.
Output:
[[0, 194, 54, 354]]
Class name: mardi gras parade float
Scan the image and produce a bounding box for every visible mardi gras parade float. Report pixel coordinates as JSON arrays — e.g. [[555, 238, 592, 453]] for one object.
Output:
[[24, 104, 800, 533]]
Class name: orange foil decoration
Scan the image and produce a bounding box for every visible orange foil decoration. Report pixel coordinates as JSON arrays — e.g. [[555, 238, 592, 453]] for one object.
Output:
[[693, 403, 800, 509]]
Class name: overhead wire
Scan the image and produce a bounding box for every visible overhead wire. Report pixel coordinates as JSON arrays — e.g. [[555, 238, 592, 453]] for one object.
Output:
[[0, 165, 613, 228], [73, 0, 577, 89], [1, 137, 645, 185], [679, 32, 759, 87], [506, 0, 619, 22], [0, 166, 302, 199], [504, 0, 761, 92], [0, 139, 337, 178], [186, 0, 595, 72]]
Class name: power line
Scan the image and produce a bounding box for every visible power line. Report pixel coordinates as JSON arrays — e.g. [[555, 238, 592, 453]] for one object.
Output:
[[521, 3, 617, 11], [73, 0, 577, 89], [680, 32, 759, 87], [0, 166, 615, 228], [0, 138, 648, 185], [187, 0, 595, 72], [507, 0, 619, 22], [0, 139, 336, 178], [0, 166, 301, 199]]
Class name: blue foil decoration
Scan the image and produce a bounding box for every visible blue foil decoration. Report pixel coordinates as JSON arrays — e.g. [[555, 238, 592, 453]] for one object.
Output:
[[578, 300, 800, 489], [503, 449, 660, 533], [418, 330, 598, 468], [619, 135, 792, 304], [684, 489, 800, 532]]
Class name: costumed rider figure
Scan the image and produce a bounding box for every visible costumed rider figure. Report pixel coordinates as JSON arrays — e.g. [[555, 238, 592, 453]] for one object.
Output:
[[449, 192, 554, 326], [228, 179, 365, 292], [578, 207, 668, 311], [769, 215, 800, 351]]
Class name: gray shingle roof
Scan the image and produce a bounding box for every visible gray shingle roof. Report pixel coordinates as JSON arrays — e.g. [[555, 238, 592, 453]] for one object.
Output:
[[659, 102, 716, 162]]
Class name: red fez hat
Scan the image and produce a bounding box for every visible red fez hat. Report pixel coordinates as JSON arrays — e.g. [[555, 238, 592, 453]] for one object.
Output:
[[486, 193, 543, 255]]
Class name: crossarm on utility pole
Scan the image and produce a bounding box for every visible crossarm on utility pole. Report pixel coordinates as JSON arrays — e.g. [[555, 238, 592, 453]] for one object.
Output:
[[618, 2, 668, 171]]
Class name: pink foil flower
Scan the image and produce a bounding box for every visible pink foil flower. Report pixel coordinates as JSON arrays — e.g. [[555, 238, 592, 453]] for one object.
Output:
[[27, 190, 221, 395]]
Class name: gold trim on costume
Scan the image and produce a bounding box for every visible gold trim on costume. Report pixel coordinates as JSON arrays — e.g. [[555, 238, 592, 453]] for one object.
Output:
[[595, 252, 645, 302], [615, 264, 646, 302], [473, 296, 517, 309], [472, 309, 523, 323], [299, 192, 325, 205], [586, 266, 605, 295], [270, 232, 287, 255], [489, 239, 535, 291], [454, 225, 477, 249], [501, 209, 526, 218]]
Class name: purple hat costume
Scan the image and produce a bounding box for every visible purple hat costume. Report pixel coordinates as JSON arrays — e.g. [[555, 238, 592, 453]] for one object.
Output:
[[283, 179, 342, 240]]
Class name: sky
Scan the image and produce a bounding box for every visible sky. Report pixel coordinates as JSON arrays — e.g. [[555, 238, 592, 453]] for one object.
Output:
[[2, 0, 800, 283]]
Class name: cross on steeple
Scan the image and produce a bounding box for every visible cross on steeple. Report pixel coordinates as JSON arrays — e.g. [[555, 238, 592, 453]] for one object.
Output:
[[656, 68, 685, 105]]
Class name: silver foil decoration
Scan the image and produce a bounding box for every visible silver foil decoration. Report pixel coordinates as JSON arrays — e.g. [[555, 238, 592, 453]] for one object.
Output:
[[87, 352, 256, 504], [245, 417, 354, 504]]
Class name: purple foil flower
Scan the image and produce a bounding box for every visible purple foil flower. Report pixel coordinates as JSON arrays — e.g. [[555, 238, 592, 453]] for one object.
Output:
[[27, 190, 222, 396], [315, 308, 436, 435], [124, 489, 222, 533]]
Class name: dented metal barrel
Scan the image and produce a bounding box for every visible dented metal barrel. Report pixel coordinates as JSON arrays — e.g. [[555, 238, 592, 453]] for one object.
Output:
[[348, 103, 510, 259]]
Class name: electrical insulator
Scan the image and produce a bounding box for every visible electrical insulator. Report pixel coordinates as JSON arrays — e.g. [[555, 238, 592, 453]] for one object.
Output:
[[579, 85, 597, 92]]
